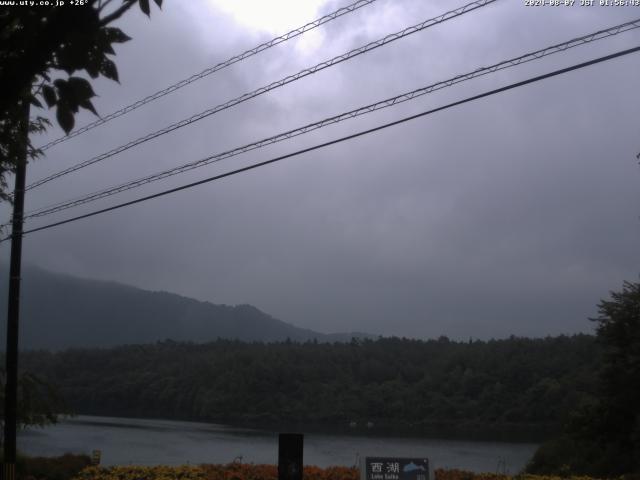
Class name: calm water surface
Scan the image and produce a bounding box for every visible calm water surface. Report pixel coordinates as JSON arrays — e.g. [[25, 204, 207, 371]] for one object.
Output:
[[19, 416, 537, 474]]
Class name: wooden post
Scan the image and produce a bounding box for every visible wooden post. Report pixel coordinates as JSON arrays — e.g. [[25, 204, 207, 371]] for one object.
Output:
[[2, 100, 29, 480], [278, 433, 303, 480]]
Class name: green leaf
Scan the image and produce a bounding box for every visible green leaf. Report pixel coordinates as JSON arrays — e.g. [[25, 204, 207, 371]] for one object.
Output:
[[102, 42, 115, 55], [42, 85, 57, 108], [139, 0, 150, 16], [53, 78, 67, 91], [55, 37, 91, 75], [30, 96, 43, 108], [54, 48, 75, 75], [100, 58, 119, 82], [67, 77, 95, 101], [79, 99, 99, 117], [104, 27, 131, 44], [53, 79, 72, 106], [56, 105, 75, 134], [83, 51, 101, 78]]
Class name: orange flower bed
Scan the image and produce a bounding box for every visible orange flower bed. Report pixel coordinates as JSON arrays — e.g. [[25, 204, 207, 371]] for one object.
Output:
[[434, 469, 509, 480], [72, 463, 360, 480], [72, 464, 618, 480], [433, 468, 612, 480]]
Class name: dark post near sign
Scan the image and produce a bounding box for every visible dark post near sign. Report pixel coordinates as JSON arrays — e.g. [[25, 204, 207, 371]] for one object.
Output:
[[278, 433, 303, 480], [361, 457, 430, 480]]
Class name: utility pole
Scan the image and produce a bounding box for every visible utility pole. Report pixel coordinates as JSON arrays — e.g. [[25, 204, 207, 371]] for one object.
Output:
[[3, 99, 29, 480]]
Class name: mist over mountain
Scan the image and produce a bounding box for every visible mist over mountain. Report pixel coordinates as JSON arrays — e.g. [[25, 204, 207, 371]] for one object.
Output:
[[0, 264, 374, 349]]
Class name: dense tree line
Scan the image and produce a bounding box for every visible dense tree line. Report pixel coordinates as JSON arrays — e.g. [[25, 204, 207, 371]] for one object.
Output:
[[21, 335, 598, 440], [527, 281, 640, 477]]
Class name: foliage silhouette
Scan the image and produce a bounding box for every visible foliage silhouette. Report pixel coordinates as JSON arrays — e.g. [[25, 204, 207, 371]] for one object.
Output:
[[527, 280, 640, 476], [0, 0, 162, 201]]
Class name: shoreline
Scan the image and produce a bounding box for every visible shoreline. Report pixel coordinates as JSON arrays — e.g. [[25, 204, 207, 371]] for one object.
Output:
[[58, 413, 545, 444]]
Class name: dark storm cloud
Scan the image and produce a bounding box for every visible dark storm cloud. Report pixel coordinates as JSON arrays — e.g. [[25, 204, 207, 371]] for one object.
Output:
[[3, 0, 639, 339]]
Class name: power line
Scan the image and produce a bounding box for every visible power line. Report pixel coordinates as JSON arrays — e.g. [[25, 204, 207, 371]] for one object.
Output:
[[24, 0, 497, 192], [22, 17, 640, 220], [37, 0, 380, 152], [4, 44, 638, 242]]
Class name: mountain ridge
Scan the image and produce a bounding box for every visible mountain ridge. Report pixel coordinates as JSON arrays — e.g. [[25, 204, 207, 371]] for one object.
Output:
[[0, 264, 375, 349]]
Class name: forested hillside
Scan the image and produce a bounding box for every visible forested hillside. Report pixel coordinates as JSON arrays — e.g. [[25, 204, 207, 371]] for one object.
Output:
[[22, 335, 599, 440], [0, 265, 371, 348]]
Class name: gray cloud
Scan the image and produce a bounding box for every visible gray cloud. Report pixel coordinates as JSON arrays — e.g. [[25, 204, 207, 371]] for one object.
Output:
[[3, 0, 639, 340]]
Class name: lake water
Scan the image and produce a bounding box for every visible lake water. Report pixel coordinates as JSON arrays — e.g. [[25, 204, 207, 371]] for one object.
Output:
[[18, 416, 537, 474]]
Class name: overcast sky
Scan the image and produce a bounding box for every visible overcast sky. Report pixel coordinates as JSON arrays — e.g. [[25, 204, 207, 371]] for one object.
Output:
[[2, 0, 639, 340]]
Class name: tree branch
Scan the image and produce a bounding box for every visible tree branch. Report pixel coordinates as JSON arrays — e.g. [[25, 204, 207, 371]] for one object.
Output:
[[98, 0, 118, 13], [99, 0, 137, 26]]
